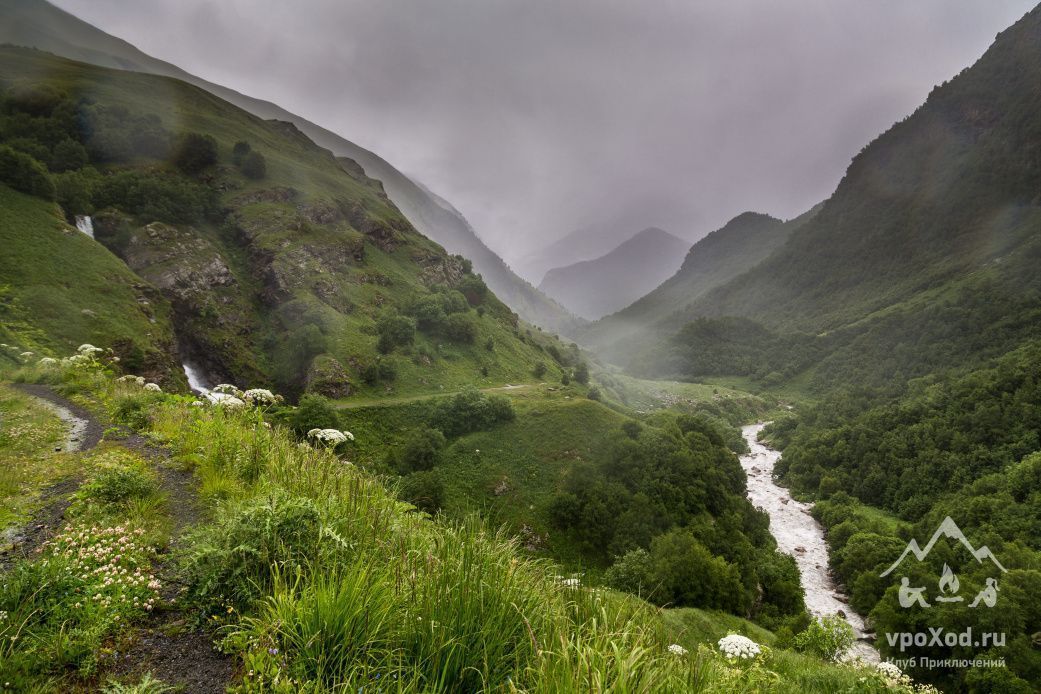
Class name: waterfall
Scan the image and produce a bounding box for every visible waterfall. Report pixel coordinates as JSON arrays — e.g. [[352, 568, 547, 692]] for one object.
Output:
[[182, 360, 211, 394], [75, 215, 94, 239]]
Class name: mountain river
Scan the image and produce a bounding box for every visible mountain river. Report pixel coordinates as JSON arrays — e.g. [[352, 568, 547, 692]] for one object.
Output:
[[740, 423, 879, 661]]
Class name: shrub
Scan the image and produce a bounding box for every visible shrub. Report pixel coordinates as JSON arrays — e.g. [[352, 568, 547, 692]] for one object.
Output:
[[442, 313, 477, 344], [376, 313, 416, 354], [232, 140, 252, 164], [621, 420, 642, 440], [79, 464, 157, 505], [240, 150, 267, 179], [574, 362, 590, 385], [49, 138, 89, 172], [291, 394, 339, 435], [587, 387, 601, 401], [398, 470, 445, 514], [171, 132, 217, 174], [533, 362, 547, 378], [793, 615, 855, 662], [390, 427, 446, 474], [429, 387, 515, 436], [111, 392, 162, 430], [604, 548, 655, 596], [0, 144, 54, 200], [183, 494, 324, 612]]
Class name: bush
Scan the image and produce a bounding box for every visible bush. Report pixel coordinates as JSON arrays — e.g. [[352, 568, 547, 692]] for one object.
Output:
[[574, 362, 590, 385], [240, 150, 267, 179], [587, 387, 601, 401], [79, 464, 157, 505], [391, 427, 446, 474], [291, 394, 339, 435], [171, 132, 217, 174], [429, 387, 515, 436], [604, 548, 654, 596], [793, 615, 855, 662], [376, 313, 416, 354], [111, 392, 162, 430], [621, 420, 642, 440], [0, 144, 54, 200], [398, 470, 445, 514], [49, 138, 89, 172], [533, 362, 547, 378], [183, 494, 325, 612], [232, 140, 251, 164], [442, 313, 477, 344]]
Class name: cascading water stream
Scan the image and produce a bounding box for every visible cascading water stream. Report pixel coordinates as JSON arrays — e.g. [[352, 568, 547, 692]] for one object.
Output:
[[74, 215, 94, 238], [740, 423, 879, 662]]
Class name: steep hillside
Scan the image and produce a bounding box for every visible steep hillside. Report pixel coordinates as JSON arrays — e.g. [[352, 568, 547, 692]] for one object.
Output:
[[578, 210, 810, 360], [0, 46, 568, 398], [683, 6, 1041, 334], [537, 227, 689, 320], [0, 184, 181, 382], [0, 0, 580, 336]]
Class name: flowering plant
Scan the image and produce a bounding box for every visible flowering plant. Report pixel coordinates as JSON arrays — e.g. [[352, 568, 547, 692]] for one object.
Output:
[[718, 634, 761, 661], [307, 428, 354, 446]]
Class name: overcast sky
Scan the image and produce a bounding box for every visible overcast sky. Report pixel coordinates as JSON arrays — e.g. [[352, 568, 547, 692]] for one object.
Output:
[[53, 0, 1037, 261]]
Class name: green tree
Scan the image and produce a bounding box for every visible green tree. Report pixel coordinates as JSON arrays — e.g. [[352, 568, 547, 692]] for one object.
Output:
[[377, 313, 416, 354], [391, 428, 446, 474], [291, 394, 339, 435], [49, 138, 88, 172], [0, 145, 54, 200], [171, 132, 218, 174], [240, 150, 267, 179]]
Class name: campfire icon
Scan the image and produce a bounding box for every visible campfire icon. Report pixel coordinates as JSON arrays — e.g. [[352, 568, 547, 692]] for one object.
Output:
[[881, 517, 1006, 610]]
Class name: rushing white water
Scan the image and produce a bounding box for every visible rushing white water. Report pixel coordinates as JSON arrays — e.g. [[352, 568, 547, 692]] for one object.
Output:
[[740, 423, 879, 662], [182, 360, 210, 393], [74, 215, 94, 239]]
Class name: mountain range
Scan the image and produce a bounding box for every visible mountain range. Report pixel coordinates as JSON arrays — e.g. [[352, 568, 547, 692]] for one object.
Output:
[[537, 227, 688, 320]]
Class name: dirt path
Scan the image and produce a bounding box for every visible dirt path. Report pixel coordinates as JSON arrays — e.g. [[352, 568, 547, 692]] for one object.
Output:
[[4, 384, 233, 691]]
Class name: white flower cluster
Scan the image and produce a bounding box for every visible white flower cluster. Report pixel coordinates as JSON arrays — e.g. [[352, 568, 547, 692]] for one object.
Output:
[[876, 661, 907, 685], [212, 383, 244, 396], [48, 524, 161, 615], [243, 388, 279, 405], [307, 428, 354, 445], [20, 351, 34, 359], [717, 634, 761, 660], [143, 382, 162, 393], [77, 344, 104, 357], [117, 375, 147, 385], [38, 357, 58, 366], [556, 575, 582, 588], [214, 395, 246, 408], [668, 643, 688, 656]]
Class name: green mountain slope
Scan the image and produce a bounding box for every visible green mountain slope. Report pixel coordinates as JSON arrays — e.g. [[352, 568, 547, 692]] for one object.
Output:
[[578, 210, 812, 361], [0, 0, 580, 336], [0, 184, 181, 381], [0, 46, 568, 397], [538, 227, 689, 320], [685, 8, 1041, 334]]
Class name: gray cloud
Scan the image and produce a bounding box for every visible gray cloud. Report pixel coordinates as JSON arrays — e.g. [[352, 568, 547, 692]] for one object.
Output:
[[54, 0, 1038, 261]]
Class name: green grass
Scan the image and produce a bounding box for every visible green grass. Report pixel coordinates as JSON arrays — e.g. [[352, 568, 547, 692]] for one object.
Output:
[[0, 361, 921, 692], [0, 384, 71, 530], [0, 184, 177, 361]]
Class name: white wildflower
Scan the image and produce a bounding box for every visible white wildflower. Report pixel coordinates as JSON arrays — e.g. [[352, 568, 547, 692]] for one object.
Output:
[[717, 634, 761, 660], [876, 661, 904, 684], [190, 400, 206, 407], [20, 351, 33, 359], [212, 383, 243, 396], [77, 344, 103, 356], [215, 396, 246, 409], [668, 643, 688, 656], [559, 576, 581, 588], [243, 388, 277, 405], [143, 383, 162, 393], [38, 357, 58, 366], [307, 428, 353, 445]]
